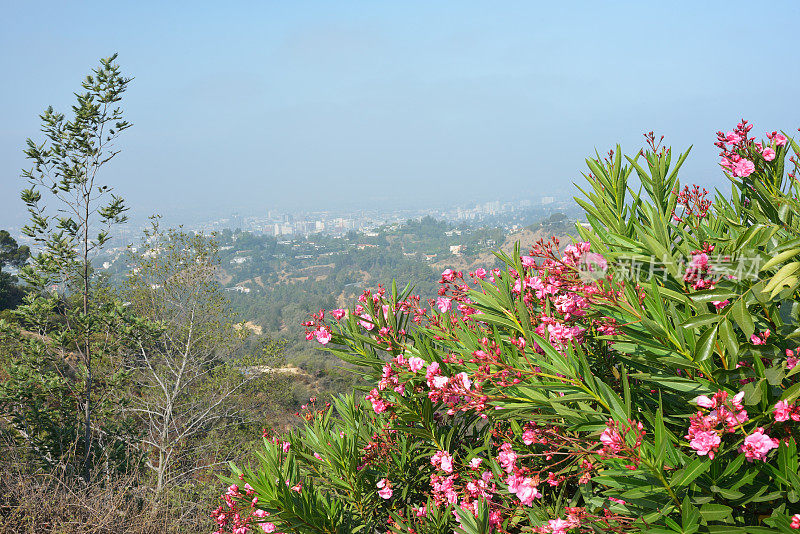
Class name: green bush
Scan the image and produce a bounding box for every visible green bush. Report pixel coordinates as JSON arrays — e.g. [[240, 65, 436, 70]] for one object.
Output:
[[215, 122, 800, 533]]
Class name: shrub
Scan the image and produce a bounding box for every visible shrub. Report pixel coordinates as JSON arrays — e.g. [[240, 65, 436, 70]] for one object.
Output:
[[215, 122, 800, 533]]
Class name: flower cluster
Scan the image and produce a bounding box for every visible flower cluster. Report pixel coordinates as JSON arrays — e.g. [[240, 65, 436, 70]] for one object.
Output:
[[597, 418, 645, 469], [686, 390, 749, 459], [211, 483, 279, 534], [683, 243, 718, 291], [774, 401, 800, 423], [672, 184, 712, 223]]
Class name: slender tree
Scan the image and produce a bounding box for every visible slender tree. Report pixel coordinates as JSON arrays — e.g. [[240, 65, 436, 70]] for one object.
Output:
[[18, 54, 132, 481]]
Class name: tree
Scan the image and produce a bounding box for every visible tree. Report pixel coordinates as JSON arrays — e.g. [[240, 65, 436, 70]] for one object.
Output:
[[14, 54, 133, 481], [0, 230, 30, 270], [124, 223, 285, 494], [0, 230, 30, 310]]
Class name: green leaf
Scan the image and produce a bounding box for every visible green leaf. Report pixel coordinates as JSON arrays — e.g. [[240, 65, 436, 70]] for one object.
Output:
[[694, 325, 718, 363], [761, 248, 800, 272], [681, 314, 721, 330], [781, 381, 800, 404], [699, 503, 733, 522], [730, 298, 755, 339], [717, 318, 739, 360], [672, 457, 711, 487], [764, 262, 800, 293]]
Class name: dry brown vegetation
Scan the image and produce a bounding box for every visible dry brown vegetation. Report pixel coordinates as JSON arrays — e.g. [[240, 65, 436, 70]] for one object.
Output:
[[0, 458, 212, 533]]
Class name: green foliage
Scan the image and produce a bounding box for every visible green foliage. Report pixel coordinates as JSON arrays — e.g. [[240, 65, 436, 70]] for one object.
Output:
[[0, 230, 30, 310], [0, 294, 143, 474]]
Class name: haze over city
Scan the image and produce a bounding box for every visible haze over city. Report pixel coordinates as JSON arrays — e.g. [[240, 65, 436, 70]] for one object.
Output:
[[2, 1, 799, 228]]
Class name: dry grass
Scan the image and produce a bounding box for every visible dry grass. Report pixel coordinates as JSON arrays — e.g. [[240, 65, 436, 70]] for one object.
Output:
[[0, 458, 212, 534]]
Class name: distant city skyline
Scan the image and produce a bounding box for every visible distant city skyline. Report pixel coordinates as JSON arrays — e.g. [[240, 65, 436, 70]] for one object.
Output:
[[2, 1, 800, 229], [10, 193, 574, 252]]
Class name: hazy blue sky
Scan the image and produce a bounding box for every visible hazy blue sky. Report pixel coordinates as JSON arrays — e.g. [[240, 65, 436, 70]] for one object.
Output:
[[2, 1, 799, 226]]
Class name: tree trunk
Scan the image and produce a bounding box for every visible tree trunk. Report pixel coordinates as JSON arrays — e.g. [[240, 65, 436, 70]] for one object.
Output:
[[82, 193, 92, 483]]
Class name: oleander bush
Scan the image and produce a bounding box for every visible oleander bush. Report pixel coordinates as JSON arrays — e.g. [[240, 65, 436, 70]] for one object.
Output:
[[214, 122, 800, 533]]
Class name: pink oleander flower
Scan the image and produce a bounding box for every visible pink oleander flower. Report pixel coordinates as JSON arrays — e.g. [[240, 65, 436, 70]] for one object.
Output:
[[514, 476, 541, 506], [521, 255, 536, 268], [580, 251, 608, 274], [431, 375, 448, 389], [750, 329, 770, 345], [786, 349, 798, 369], [408, 356, 424, 373], [740, 427, 779, 462], [693, 395, 715, 409], [440, 453, 453, 473], [331, 308, 346, 320], [252, 511, 276, 534], [415, 505, 427, 517], [547, 518, 571, 534], [469, 457, 482, 470], [497, 443, 518, 473], [692, 395, 717, 409], [376, 478, 393, 499], [441, 268, 456, 282], [474, 267, 487, 279], [791, 513, 800, 529], [281, 441, 291, 453], [366, 389, 389, 414], [720, 156, 734, 171], [522, 428, 536, 445], [774, 400, 792, 422], [431, 450, 454, 473], [690, 252, 709, 270], [712, 299, 729, 310], [600, 424, 624, 454], [453, 371, 471, 390], [314, 328, 331, 345], [774, 133, 788, 146], [733, 158, 755, 177], [773, 400, 799, 422], [762, 147, 776, 161], [689, 430, 721, 459], [436, 296, 452, 313], [359, 314, 374, 330]]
